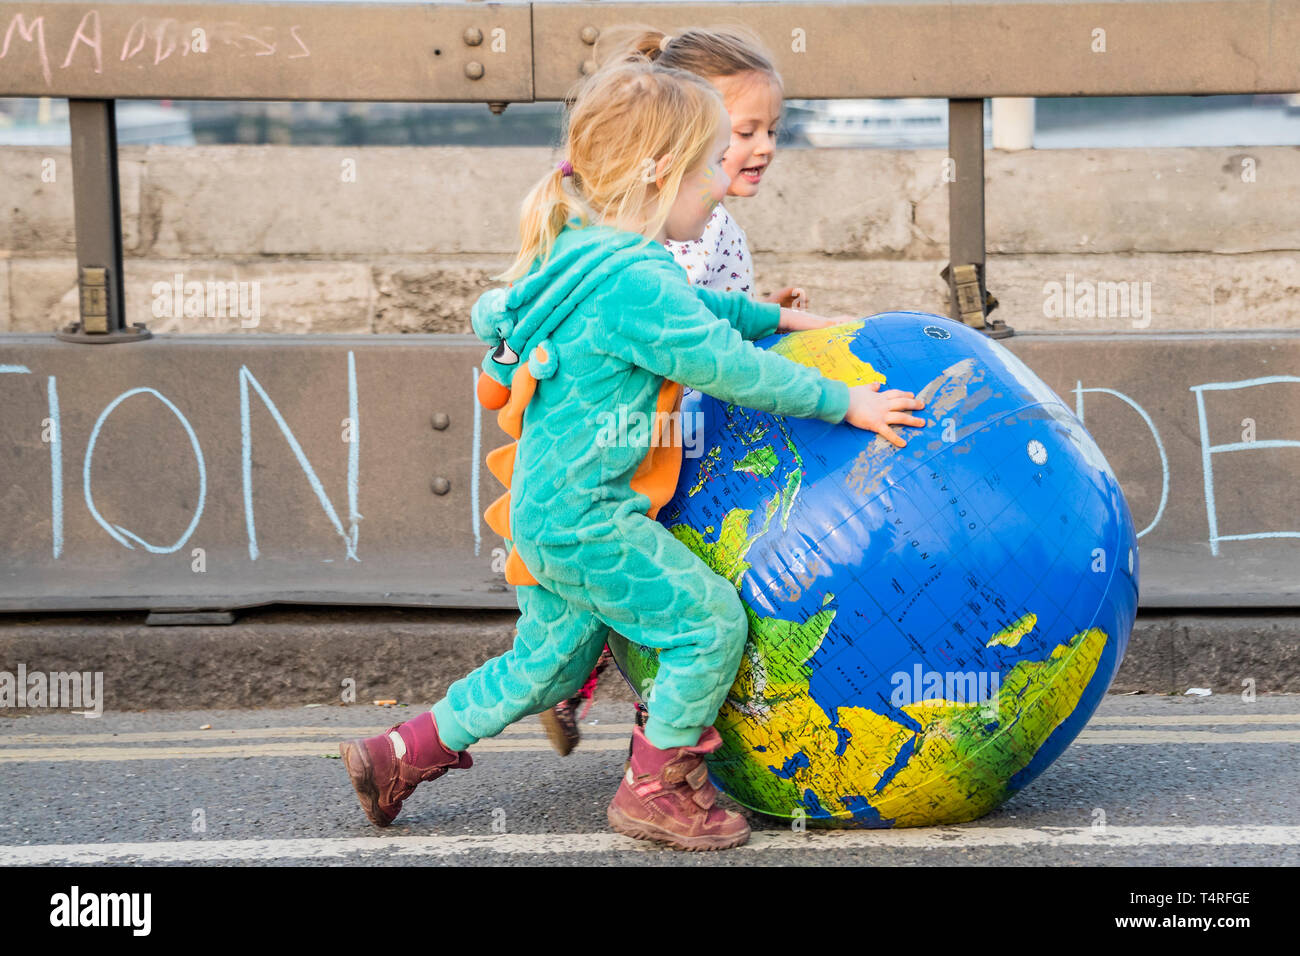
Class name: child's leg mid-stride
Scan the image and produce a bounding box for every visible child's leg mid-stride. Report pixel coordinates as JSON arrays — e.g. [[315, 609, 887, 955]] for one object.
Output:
[[512, 512, 751, 752], [432, 513, 750, 754], [509, 512, 754, 851], [538, 643, 618, 757], [432, 583, 612, 751], [339, 583, 606, 828]]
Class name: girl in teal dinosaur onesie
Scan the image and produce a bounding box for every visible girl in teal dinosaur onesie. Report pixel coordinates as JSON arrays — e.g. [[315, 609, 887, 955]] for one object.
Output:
[[340, 59, 927, 851]]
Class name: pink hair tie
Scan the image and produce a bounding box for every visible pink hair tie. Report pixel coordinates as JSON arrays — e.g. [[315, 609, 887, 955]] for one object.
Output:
[[558, 160, 574, 177]]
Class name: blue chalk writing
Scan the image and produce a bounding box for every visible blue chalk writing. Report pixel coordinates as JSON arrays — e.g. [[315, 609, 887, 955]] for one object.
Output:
[[48, 376, 62, 558], [83, 387, 207, 554], [1073, 381, 1169, 539], [472, 367, 482, 557], [347, 350, 362, 551], [1189, 375, 1300, 557], [239, 358, 360, 562]]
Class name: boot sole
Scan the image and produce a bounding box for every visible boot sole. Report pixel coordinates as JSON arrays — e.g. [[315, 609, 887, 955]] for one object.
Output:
[[538, 708, 577, 757], [607, 804, 750, 851], [339, 739, 394, 828]]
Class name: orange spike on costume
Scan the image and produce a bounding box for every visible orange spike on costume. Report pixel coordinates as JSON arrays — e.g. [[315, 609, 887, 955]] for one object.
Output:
[[502, 549, 534, 585], [630, 380, 686, 519], [496, 369, 537, 440], [480, 365, 542, 587], [483, 492, 513, 540], [476, 373, 511, 410], [485, 443, 516, 488]]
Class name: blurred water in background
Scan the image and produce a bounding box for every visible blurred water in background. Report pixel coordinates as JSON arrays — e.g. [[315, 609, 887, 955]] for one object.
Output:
[[2, 0, 1297, 149], [3, 93, 1297, 149]]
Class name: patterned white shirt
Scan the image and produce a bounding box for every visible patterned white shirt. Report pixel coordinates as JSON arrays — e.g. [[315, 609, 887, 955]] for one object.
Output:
[[663, 204, 754, 296]]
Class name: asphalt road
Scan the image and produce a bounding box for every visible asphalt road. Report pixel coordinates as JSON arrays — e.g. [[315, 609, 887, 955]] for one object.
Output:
[[1, 693, 1298, 867]]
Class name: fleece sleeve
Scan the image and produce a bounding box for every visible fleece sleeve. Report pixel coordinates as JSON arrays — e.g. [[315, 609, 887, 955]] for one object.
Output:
[[592, 262, 850, 424], [690, 285, 781, 341]]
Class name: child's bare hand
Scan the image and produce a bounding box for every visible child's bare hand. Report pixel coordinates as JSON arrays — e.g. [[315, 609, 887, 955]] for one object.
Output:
[[777, 308, 845, 333], [844, 382, 927, 448], [767, 286, 807, 309]]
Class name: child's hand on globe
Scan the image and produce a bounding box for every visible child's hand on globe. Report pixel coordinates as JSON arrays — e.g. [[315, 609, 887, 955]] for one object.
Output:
[[845, 382, 927, 448], [777, 309, 849, 332]]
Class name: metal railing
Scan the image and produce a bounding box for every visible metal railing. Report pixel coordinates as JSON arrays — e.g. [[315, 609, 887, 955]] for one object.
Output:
[[3, 0, 1297, 341]]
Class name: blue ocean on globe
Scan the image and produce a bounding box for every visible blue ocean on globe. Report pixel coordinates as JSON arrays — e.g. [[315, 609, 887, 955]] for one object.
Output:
[[607, 310, 1140, 827]]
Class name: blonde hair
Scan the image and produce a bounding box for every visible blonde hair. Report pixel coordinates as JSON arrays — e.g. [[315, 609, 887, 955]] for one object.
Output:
[[595, 24, 783, 94], [495, 60, 726, 283]]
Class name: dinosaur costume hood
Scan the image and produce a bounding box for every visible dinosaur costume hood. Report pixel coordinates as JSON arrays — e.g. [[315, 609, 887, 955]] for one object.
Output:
[[471, 220, 670, 388]]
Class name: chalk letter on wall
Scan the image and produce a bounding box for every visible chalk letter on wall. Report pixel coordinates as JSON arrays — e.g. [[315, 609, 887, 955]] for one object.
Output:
[[83, 387, 207, 553], [1073, 381, 1169, 539], [471, 367, 482, 557], [47, 375, 62, 558], [239, 353, 361, 561], [1188, 375, 1300, 557], [0, 365, 64, 557]]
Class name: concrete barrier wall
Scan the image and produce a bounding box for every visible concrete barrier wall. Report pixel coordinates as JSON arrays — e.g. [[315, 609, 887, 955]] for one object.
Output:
[[2, 331, 1297, 613], [2, 606, 1297, 707], [2, 145, 1298, 335]]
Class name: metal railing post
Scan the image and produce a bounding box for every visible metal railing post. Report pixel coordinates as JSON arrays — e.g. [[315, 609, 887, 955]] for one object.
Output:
[[943, 98, 1011, 338], [55, 99, 150, 343]]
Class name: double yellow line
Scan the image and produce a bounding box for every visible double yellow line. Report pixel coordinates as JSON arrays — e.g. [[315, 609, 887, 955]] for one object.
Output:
[[1, 713, 1296, 763]]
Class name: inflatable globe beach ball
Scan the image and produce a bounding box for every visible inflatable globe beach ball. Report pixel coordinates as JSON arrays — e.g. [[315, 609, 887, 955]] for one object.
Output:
[[607, 311, 1139, 828]]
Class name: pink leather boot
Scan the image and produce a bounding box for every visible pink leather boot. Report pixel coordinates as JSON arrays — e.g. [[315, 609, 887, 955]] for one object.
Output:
[[607, 724, 750, 850], [339, 712, 472, 827]]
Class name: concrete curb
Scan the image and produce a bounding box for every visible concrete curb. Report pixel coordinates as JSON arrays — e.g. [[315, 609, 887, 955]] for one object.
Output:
[[1, 607, 1297, 712]]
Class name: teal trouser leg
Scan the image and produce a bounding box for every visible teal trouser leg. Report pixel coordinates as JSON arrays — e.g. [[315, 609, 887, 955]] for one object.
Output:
[[514, 510, 750, 750], [433, 582, 609, 752]]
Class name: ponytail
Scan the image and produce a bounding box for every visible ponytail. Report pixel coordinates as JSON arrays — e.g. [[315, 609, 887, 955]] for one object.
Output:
[[495, 164, 591, 284], [593, 24, 668, 70], [493, 61, 723, 285], [594, 24, 779, 84]]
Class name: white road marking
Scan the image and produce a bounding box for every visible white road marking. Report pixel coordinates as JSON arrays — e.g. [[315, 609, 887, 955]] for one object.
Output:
[[1077, 730, 1300, 744], [1090, 713, 1300, 725], [2, 826, 1298, 864]]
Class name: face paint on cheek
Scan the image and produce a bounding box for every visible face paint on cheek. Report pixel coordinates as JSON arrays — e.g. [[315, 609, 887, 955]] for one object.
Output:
[[698, 166, 719, 211]]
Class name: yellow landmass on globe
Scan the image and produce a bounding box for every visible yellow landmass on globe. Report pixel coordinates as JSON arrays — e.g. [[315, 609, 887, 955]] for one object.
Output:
[[987, 612, 1038, 647], [716, 615, 1109, 826], [770, 321, 887, 388], [870, 626, 1106, 825]]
